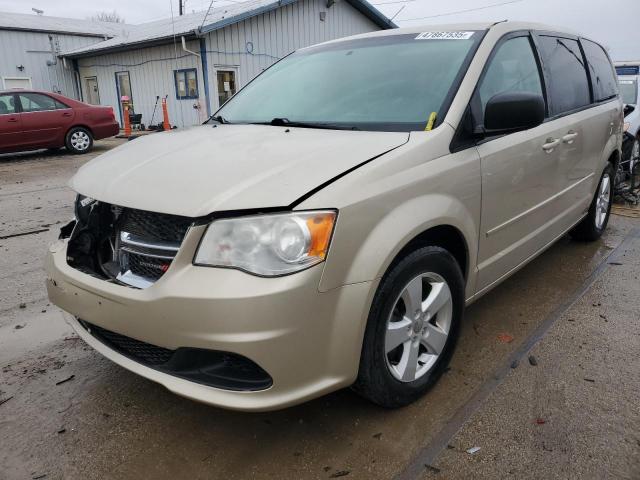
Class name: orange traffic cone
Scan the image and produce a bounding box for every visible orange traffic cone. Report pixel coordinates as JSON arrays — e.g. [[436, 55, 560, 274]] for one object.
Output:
[[123, 104, 132, 137], [162, 97, 171, 131]]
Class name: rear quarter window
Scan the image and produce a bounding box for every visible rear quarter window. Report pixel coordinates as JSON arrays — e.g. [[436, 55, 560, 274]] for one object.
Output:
[[582, 39, 618, 102], [537, 35, 591, 116]]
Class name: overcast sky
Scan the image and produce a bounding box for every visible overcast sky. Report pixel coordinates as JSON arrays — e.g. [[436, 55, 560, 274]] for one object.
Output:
[[0, 0, 638, 60]]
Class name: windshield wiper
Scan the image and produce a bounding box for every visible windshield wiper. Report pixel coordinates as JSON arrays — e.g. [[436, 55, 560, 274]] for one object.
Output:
[[209, 115, 230, 124], [255, 117, 359, 130]]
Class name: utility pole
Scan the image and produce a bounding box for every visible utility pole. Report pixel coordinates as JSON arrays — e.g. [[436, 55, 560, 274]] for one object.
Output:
[[179, 0, 184, 15]]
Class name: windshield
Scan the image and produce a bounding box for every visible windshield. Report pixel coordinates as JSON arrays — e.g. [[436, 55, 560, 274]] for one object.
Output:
[[619, 78, 638, 105], [214, 32, 485, 132]]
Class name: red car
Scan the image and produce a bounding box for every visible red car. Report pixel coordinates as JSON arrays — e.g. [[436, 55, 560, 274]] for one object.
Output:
[[0, 89, 119, 154]]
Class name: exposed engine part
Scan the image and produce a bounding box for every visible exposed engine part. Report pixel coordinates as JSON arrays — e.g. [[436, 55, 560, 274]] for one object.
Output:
[[65, 196, 192, 288]]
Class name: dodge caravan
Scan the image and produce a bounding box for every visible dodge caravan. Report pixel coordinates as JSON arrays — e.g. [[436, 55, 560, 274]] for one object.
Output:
[[46, 22, 622, 411]]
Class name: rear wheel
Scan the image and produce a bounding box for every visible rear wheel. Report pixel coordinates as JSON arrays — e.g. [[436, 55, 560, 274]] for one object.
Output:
[[65, 127, 93, 154], [353, 246, 464, 408], [570, 164, 613, 241]]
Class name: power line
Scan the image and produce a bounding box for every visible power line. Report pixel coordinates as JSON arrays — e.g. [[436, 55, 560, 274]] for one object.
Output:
[[200, 0, 215, 30], [390, 5, 406, 21], [398, 0, 524, 22]]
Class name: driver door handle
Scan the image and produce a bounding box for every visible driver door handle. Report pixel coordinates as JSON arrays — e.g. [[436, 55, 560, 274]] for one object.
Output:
[[562, 131, 578, 144], [542, 138, 560, 153]]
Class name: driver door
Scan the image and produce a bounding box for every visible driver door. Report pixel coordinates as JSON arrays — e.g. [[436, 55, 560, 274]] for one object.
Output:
[[474, 33, 566, 293]]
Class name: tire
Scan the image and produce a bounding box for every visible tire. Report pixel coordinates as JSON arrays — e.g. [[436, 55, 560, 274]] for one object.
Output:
[[353, 246, 465, 408], [570, 163, 614, 241], [65, 127, 93, 154]]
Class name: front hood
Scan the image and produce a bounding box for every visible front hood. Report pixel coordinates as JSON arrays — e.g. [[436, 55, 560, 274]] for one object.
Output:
[[71, 125, 409, 217]]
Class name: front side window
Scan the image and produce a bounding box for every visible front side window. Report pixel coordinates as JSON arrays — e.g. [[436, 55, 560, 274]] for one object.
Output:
[[477, 35, 544, 115], [18, 93, 65, 112], [175, 69, 198, 99], [619, 79, 638, 105], [0, 94, 16, 114], [582, 39, 618, 102], [537, 36, 591, 116], [215, 32, 485, 132]]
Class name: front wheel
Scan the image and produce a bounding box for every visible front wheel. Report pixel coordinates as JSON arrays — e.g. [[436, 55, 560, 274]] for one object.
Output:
[[570, 164, 613, 241], [65, 127, 93, 154], [353, 246, 464, 408]]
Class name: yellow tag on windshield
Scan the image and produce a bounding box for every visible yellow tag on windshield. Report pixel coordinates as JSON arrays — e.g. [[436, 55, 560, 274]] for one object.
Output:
[[425, 112, 437, 131]]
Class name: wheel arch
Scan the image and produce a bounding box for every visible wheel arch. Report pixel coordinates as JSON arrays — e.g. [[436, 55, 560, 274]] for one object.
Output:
[[65, 124, 94, 139], [387, 225, 469, 282], [607, 147, 620, 172]]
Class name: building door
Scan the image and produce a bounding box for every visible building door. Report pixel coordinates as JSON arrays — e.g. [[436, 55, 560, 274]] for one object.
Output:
[[85, 77, 100, 105], [216, 70, 236, 108], [115, 71, 133, 126]]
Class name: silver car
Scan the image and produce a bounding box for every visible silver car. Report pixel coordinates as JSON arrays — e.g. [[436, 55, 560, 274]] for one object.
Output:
[[47, 21, 622, 411]]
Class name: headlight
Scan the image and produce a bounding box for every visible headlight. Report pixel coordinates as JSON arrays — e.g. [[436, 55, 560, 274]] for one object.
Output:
[[194, 210, 337, 276]]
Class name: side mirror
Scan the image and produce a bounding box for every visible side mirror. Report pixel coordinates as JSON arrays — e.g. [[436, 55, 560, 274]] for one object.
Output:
[[483, 92, 545, 134], [624, 104, 635, 118]]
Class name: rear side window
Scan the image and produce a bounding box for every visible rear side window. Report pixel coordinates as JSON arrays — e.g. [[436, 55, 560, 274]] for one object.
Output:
[[582, 39, 618, 102], [478, 36, 544, 114], [0, 94, 16, 114], [18, 93, 65, 112], [537, 36, 591, 116]]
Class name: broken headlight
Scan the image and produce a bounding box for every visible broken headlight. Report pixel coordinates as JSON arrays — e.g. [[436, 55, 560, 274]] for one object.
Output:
[[74, 194, 96, 224]]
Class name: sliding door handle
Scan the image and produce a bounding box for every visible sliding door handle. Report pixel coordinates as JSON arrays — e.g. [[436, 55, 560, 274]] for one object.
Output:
[[542, 138, 560, 153], [562, 131, 578, 144]]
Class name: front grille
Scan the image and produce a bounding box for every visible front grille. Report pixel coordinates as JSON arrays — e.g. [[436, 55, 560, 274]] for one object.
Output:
[[125, 253, 170, 281], [114, 208, 192, 286], [120, 208, 192, 244], [85, 321, 174, 365]]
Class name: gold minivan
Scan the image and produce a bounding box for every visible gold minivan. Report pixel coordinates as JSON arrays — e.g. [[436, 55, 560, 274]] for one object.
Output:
[[47, 21, 622, 411]]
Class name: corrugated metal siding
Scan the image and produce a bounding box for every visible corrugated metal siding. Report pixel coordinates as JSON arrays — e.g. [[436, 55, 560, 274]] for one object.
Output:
[[75, 0, 380, 128], [77, 40, 206, 128], [0, 29, 104, 98]]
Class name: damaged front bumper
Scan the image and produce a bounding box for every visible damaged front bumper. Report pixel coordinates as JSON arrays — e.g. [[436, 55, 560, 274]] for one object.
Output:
[[45, 226, 375, 411]]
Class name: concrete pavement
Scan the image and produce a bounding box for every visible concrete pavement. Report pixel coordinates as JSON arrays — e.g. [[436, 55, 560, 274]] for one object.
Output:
[[0, 141, 638, 480]]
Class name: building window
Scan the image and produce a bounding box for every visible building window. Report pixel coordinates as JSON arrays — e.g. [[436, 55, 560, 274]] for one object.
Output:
[[175, 69, 199, 99], [216, 70, 236, 107]]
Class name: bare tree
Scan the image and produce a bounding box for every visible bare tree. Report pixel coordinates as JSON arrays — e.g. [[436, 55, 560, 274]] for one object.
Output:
[[91, 10, 125, 23]]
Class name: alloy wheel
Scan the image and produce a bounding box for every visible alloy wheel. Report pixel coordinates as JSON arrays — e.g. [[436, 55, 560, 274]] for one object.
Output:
[[595, 172, 611, 230], [384, 272, 453, 382]]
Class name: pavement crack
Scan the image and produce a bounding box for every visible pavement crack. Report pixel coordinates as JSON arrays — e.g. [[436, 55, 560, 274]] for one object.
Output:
[[0, 228, 50, 240]]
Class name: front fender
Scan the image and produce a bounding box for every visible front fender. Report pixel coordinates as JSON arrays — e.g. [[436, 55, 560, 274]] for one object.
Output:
[[320, 194, 478, 298]]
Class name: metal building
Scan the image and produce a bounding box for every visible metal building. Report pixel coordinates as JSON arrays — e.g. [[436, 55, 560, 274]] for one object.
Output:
[[60, 0, 395, 128], [0, 12, 128, 98]]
